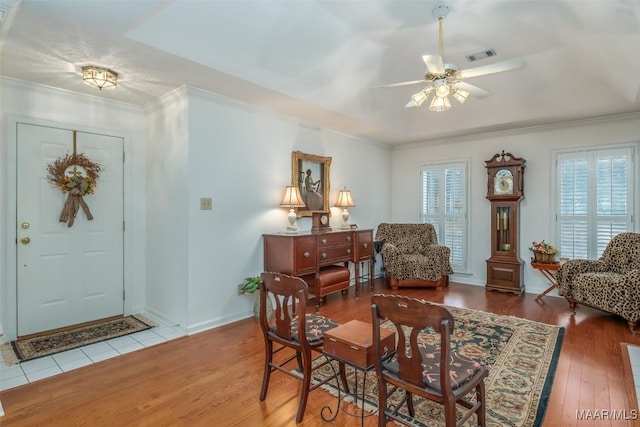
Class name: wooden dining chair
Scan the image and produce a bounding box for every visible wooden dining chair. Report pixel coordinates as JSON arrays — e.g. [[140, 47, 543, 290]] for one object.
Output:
[[371, 294, 489, 427], [258, 272, 340, 423]]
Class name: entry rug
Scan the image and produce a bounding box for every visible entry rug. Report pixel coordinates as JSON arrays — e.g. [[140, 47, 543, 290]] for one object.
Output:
[[1, 315, 156, 365], [312, 306, 564, 427]]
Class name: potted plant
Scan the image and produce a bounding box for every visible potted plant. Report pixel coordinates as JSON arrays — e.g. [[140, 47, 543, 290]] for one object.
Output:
[[529, 240, 558, 264], [239, 276, 273, 321]]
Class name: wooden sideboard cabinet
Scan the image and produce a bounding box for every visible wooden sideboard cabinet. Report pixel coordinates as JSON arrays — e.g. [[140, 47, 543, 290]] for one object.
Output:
[[263, 229, 374, 308]]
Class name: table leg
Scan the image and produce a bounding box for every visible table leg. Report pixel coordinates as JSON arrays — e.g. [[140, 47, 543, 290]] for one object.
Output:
[[535, 268, 558, 301]]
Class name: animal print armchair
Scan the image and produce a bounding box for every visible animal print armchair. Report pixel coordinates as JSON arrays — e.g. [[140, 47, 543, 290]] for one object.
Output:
[[375, 223, 453, 291], [556, 232, 640, 333]]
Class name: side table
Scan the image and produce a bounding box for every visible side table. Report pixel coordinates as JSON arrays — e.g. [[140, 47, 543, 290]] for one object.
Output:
[[322, 320, 395, 425], [530, 261, 561, 301]]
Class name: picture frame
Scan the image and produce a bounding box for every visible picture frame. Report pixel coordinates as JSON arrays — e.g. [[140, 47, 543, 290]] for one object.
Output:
[[292, 151, 331, 217], [350, 224, 359, 230]]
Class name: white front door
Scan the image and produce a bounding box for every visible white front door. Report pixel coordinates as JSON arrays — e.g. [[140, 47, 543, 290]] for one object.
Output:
[[16, 123, 124, 336]]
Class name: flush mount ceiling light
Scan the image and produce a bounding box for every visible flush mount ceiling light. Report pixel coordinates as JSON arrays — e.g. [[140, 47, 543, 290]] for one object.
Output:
[[82, 66, 117, 90], [377, 5, 524, 112]]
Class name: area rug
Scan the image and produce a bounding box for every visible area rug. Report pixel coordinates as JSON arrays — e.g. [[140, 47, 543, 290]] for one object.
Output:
[[312, 305, 564, 427], [1, 315, 156, 365]]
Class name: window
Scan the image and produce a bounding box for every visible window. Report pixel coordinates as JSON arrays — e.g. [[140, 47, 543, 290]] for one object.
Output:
[[555, 146, 634, 259], [420, 161, 468, 272]]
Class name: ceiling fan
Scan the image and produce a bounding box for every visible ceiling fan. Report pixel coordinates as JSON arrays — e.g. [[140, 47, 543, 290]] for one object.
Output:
[[379, 5, 524, 112]]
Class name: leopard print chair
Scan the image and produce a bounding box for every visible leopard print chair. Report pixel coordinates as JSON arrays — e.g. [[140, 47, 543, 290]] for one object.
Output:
[[556, 232, 640, 333], [375, 223, 453, 291]]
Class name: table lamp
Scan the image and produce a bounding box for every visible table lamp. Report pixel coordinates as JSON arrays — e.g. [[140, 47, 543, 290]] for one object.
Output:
[[279, 186, 306, 234], [335, 187, 356, 229]]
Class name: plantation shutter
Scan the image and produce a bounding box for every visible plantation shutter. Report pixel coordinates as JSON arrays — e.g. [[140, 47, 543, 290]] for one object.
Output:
[[557, 147, 633, 259], [421, 162, 467, 271]]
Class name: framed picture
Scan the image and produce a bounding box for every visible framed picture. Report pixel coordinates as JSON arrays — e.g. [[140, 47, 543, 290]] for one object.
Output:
[[292, 151, 331, 217], [350, 224, 359, 230]]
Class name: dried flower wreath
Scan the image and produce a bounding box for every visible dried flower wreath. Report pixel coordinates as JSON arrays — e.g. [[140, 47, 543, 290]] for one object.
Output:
[[47, 153, 102, 227]]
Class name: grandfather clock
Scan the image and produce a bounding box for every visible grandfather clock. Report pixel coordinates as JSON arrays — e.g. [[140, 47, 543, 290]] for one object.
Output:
[[485, 151, 526, 295]]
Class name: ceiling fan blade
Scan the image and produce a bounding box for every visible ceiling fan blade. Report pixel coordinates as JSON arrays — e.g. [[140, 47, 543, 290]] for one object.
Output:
[[374, 79, 428, 89], [422, 54, 445, 75], [454, 81, 491, 98], [459, 58, 524, 79]]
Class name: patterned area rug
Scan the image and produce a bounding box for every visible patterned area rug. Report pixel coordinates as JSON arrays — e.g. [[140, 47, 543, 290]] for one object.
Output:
[[314, 306, 564, 427], [1, 315, 156, 365]]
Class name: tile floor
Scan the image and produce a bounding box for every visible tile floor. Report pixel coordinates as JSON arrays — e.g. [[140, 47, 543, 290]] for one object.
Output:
[[0, 323, 185, 392], [628, 344, 640, 410]]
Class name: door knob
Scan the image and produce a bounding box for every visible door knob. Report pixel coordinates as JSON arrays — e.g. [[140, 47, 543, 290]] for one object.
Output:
[[21, 237, 30, 245], [21, 222, 30, 229]]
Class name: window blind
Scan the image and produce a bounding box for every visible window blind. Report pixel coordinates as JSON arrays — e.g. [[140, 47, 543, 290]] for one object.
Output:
[[421, 162, 467, 271], [557, 147, 633, 259]]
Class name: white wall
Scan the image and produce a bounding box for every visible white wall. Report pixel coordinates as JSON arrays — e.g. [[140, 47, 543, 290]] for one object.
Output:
[[391, 113, 640, 295], [144, 87, 191, 330], [0, 77, 147, 340], [154, 87, 391, 334]]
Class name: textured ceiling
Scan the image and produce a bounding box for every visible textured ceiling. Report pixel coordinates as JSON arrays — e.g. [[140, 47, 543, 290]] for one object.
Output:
[[2, 0, 640, 144]]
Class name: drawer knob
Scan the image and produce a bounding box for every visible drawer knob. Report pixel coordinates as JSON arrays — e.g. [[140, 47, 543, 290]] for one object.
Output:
[[347, 249, 352, 254], [322, 253, 327, 259], [347, 236, 351, 242], [303, 252, 310, 258], [322, 239, 327, 244], [363, 243, 368, 248], [349, 345, 360, 351], [383, 345, 390, 355]]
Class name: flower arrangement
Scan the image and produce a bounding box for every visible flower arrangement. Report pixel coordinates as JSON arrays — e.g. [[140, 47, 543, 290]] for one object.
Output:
[[528, 240, 558, 255], [529, 240, 558, 264]]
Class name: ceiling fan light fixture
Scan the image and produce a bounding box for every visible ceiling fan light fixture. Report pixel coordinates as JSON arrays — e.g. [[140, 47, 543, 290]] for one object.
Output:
[[453, 88, 470, 104], [409, 87, 434, 107], [429, 95, 451, 112], [82, 66, 117, 90], [410, 91, 428, 107], [434, 80, 450, 97]]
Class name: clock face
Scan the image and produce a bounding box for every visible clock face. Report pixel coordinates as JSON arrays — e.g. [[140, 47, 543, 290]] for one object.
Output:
[[320, 214, 329, 225], [494, 169, 513, 195]]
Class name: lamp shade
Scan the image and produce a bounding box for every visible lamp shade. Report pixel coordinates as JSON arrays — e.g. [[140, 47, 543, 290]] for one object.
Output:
[[82, 66, 117, 90], [335, 188, 355, 208], [429, 95, 451, 112], [279, 186, 305, 207], [453, 88, 470, 104]]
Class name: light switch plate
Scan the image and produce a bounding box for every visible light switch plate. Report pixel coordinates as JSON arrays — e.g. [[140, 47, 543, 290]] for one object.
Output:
[[200, 197, 212, 210]]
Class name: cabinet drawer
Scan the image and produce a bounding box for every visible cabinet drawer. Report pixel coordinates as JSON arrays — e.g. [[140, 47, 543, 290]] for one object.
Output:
[[318, 232, 353, 247], [356, 231, 373, 260], [319, 245, 352, 265], [324, 320, 395, 368], [295, 237, 317, 274]]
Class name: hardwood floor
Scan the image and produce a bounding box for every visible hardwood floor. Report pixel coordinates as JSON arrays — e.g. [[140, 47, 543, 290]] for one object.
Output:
[[2, 279, 640, 426]]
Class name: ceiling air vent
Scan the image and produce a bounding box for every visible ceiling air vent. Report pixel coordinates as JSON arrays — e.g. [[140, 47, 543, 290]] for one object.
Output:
[[466, 49, 497, 62]]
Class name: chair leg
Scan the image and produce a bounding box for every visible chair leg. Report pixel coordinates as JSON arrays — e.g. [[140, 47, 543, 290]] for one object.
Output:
[[259, 339, 273, 401], [295, 351, 303, 372], [406, 391, 415, 417], [476, 381, 487, 427], [338, 362, 350, 394], [377, 379, 388, 427], [443, 397, 457, 427], [296, 350, 313, 423]]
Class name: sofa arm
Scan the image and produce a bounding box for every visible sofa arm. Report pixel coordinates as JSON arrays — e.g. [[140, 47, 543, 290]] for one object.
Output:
[[380, 243, 401, 265], [422, 244, 454, 276], [556, 259, 607, 296]]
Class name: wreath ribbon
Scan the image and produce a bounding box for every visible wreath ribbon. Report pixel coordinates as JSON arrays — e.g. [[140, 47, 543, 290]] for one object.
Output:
[[59, 177, 94, 227]]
